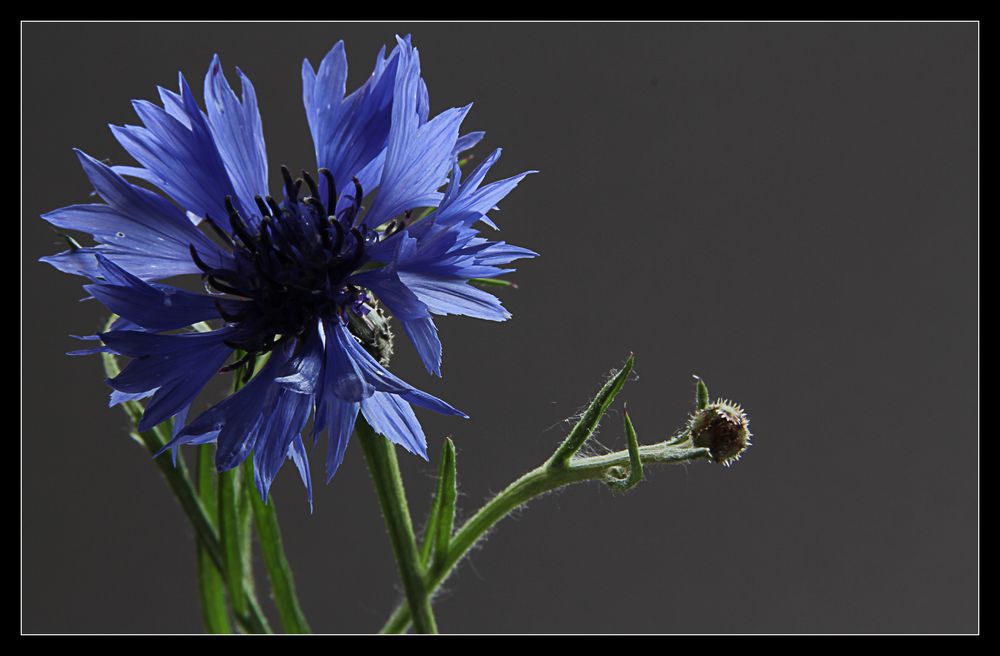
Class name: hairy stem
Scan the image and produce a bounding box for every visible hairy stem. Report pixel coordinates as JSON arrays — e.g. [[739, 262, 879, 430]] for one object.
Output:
[[127, 423, 272, 633], [218, 467, 248, 622], [248, 483, 312, 633], [357, 418, 439, 634], [379, 442, 710, 633], [102, 324, 271, 634]]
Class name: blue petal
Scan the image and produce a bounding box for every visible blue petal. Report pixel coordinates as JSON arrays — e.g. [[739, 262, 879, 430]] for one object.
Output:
[[455, 131, 484, 155], [399, 272, 511, 322], [287, 435, 314, 511], [169, 404, 191, 466], [320, 319, 464, 416], [171, 341, 293, 471], [318, 321, 380, 402], [204, 56, 269, 217], [364, 38, 471, 226], [84, 255, 232, 331], [435, 149, 536, 230], [302, 40, 400, 199], [274, 320, 325, 394], [322, 398, 359, 482], [351, 267, 430, 322], [40, 150, 226, 280], [252, 388, 313, 501], [360, 391, 428, 460], [111, 72, 254, 226], [102, 328, 235, 432], [400, 316, 443, 377], [109, 387, 156, 407], [471, 242, 540, 266], [399, 387, 468, 419]]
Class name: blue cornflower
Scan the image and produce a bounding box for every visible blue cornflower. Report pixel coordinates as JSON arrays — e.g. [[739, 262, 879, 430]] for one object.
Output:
[[41, 36, 536, 506]]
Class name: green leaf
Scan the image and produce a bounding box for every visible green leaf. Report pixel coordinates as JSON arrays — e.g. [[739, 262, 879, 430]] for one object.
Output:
[[431, 439, 457, 571], [608, 408, 643, 491], [419, 478, 443, 566], [548, 354, 635, 466], [249, 485, 312, 633], [469, 277, 518, 289], [54, 230, 83, 250], [418, 506, 441, 568]]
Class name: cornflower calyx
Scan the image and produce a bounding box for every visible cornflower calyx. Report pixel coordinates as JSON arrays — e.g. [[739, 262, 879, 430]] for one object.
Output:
[[348, 303, 395, 366]]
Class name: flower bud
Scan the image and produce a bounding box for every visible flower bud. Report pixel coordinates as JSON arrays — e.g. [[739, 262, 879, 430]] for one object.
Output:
[[347, 303, 395, 366], [688, 400, 751, 466]]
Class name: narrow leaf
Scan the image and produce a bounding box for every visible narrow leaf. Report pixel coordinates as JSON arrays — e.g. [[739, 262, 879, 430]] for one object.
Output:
[[432, 438, 457, 572], [549, 354, 635, 466], [469, 277, 518, 289], [419, 478, 443, 566], [619, 408, 644, 490]]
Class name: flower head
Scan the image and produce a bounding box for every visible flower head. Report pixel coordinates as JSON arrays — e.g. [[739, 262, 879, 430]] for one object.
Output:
[[41, 36, 536, 506]]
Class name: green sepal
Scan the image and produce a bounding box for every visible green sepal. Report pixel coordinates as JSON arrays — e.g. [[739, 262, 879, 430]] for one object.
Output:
[[695, 376, 710, 411]]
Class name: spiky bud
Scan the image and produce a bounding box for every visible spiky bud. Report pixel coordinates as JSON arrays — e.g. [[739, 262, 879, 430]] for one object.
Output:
[[688, 400, 751, 466], [347, 303, 395, 366]]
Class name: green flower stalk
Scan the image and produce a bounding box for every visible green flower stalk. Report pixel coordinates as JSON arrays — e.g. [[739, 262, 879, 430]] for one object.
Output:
[[378, 359, 752, 633]]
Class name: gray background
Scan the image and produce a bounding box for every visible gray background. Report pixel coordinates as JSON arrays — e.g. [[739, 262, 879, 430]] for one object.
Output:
[[21, 22, 978, 633]]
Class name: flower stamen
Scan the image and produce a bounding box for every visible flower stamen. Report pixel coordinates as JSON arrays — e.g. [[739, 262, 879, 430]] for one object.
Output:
[[189, 167, 377, 361]]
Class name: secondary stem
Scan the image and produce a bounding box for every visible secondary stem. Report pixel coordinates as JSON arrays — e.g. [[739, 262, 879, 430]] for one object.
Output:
[[218, 467, 248, 622], [356, 418, 439, 634], [102, 321, 271, 634], [379, 442, 711, 633], [249, 481, 312, 633], [128, 423, 272, 633]]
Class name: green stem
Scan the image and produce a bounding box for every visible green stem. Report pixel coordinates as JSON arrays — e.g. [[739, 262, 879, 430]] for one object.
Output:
[[356, 418, 439, 634], [102, 321, 271, 634], [196, 445, 231, 633], [249, 481, 312, 633], [219, 467, 249, 623], [238, 462, 257, 604], [378, 442, 711, 634], [128, 423, 272, 633]]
